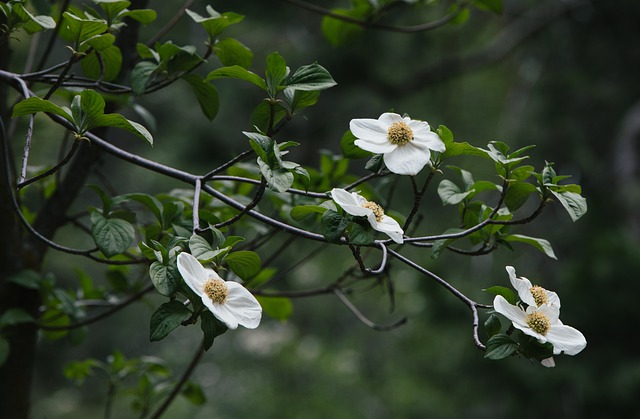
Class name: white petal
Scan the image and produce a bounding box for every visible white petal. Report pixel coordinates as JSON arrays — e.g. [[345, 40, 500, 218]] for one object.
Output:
[[350, 118, 389, 143], [378, 112, 403, 126], [223, 282, 263, 329], [412, 129, 446, 153], [506, 266, 536, 307], [373, 215, 404, 244], [406, 119, 431, 133], [540, 357, 556, 368], [177, 252, 208, 295], [546, 290, 561, 308], [331, 189, 372, 218], [209, 302, 239, 330], [547, 324, 587, 355], [383, 142, 430, 176], [537, 303, 561, 323], [354, 138, 396, 154], [493, 295, 528, 328]]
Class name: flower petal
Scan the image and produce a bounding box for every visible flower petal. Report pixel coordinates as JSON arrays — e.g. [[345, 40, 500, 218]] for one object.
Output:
[[373, 215, 404, 243], [506, 266, 536, 307], [540, 357, 556, 368], [223, 282, 262, 329], [354, 139, 397, 154], [383, 142, 431, 176], [177, 252, 208, 295], [207, 301, 239, 330], [493, 295, 528, 328], [350, 118, 389, 143], [412, 128, 446, 153], [331, 188, 371, 218], [378, 112, 403, 126], [547, 324, 587, 355]]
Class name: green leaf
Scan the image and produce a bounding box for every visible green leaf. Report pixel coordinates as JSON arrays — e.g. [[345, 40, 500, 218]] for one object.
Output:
[[181, 74, 219, 121], [7, 270, 41, 289], [92, 114, 153, 144], [41, 310, 70, 341], [550, 190, 587, 222], [437, 180, 474, 205], [149, 301, 192, 342], [484, 333, 518, 360], [189, 235, 228, 263], [131, 61, 158, 95], [83, 33, 115, 51], [149, 262, 180, 296], [81, 45, 122, 82], [504, 234, 557, 260], [285, 63, 337, 91], [340, 130, 371, 159], [205, 66, 267, 91], [440, 141, 487, 160], [250, 101, 287, 133], [258, 162, 294, 193], [120, 9, 157, 24], [182, 381, 207, 405], [265, 52, 288, 97], [90, 211, 135, 258], [283, 88, 320, 113], [290, 205, 328, 221], [483, 286, 516, 305], [348, 222, 375, 245], [213, 37, 253, 69], [200, 310, 227, 351], [62, 11, 108, 45], [484, 314, 502, 338], [437, 125, 454, 145], [123, 193, 163, 223], [225, 251, 261, 281], [95, 0, 130, 19], [364, 154, 384, 172], [0, 336, 9, 366], [504, 182, 537, 211], [12, 3, 55, 34], [64, 359, 99, 385], [185, 7, 244, 38], [12, 97, 73, 124], [321, 210, 348, 242], [0, 308, 35, 326], [256, 296, 293, 321]]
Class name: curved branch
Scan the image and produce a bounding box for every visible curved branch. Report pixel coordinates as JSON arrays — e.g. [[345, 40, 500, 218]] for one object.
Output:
[[37, 284, 155, 331], [280, 0, 463, 33], [386, 248, 488, 349], [214, 177, 267, 228], [334, 287, 406, 331], [17, 140, 80, 189]]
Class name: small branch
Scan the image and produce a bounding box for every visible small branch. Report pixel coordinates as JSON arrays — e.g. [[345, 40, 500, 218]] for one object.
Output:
[[148, 339, 205, 419], [146, 0, 195, 47], [333, 287, 406, 331], [202, 149, 254, 181], [280, 0, 463, 34], [192, 177, 202, 234], [17, 114, 35, 184], [17, 140, 80, 189], [214, 177, 267, 229], [37, 284, 155, 331]]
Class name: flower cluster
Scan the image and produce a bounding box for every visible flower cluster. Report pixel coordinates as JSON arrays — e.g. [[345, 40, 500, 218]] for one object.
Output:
[[350, 112, 445, 176], [177, 252, 262, 330], [330, 188, 404, 243], [493, 266, 586, 360]]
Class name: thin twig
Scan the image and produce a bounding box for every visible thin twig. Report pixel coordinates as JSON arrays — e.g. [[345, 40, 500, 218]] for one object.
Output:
[[214, 177, 267, 228], [192, 177, 202, 234], [333, 287, 406, 331], [146, 0, 195, 47], [17, 140, 80, 189], [148, 339, 205, 419]]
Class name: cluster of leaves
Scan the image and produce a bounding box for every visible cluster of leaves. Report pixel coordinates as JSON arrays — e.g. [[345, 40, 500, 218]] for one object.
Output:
[[65, 350, 205, 415]]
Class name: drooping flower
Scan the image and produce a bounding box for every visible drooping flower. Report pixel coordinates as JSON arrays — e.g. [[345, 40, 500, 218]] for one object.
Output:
[[330, 188, 404, 244], [350, 112, 446, 176], [493, 295, 586, 355], [506, 266, 560, 309], [177, 252, 262, 330]]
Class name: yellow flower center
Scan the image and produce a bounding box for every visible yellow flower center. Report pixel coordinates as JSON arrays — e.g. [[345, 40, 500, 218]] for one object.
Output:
[[203, 278, 228, 304], [526, 311, 551, 335], [387, 121, 413, 145], [529, 286, 549, 307], [361, 201, 385, 222]]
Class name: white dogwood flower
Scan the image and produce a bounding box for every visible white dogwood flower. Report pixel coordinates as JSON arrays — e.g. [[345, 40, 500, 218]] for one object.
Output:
[[330, 188, 404, 244], [506, 266, 560, 308], [177, 252, 262, 330], [350, 112, 446, 176], [493, 296, 586, 356]]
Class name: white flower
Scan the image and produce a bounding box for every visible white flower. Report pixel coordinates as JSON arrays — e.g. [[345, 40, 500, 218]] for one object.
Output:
[[177, 252, 262, 330], [350, 112, 446, 176], [493, 295, 586, 356], [330, 188, 404, 244], [506, 266, 560, 308]]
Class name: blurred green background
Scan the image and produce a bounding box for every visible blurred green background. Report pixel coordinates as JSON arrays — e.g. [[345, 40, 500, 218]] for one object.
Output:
[[23, 0, 640, 417]]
